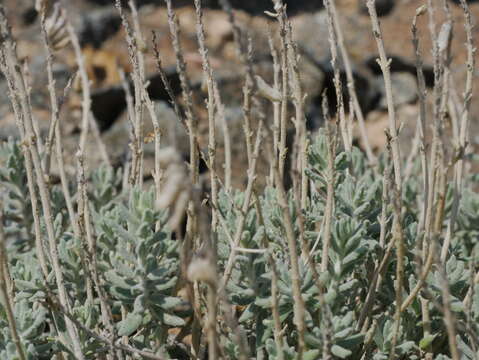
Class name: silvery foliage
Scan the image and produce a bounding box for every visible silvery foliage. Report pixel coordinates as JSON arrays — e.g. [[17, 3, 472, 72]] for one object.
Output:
[[0, 131, 478, 359]]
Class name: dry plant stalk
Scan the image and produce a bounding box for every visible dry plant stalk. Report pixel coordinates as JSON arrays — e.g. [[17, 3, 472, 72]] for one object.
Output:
[[387, 138, 405, 360], [411, 4, 429, 258], [365, 7, 409, 357], [130, 0, 163, 200], [164, 0, 200, 186], [411, 6, 434, 357], [320, 96, 337, 273], [40, 2, 62, 177], [220, 123, 263, 289], [252, 192, 286, 359], [188, 244, 219, 359], [213, 82, 232, 192], [0, 6, 85, 358], [77, 152, 120, 359], [366, 0, 402, 191], [285, 18, 309, 210], [328, 0, 375, 162], [267, 31, 282, 186], [115, 0, 147, 187], [269, 259, 286, 360], [437, 248, 461, 360], [415, 3, 463, 356], [76, 154, 95, 305], [120, 68, 137, 191], [270, 137, 306, 358], [219, 0, 257, 168], [320, 303, 334, 360], [66, 23, 90, 155], [194, 1, 219, 358], [194, 0, 218, 230], [400, 165, 448, 313], [151, 32, 187, 129], [0, 207, 26, 360], [420, 0, 445, 266], [441, 0, 475, 261], [212, 82, 232, 192], [63, 15, 120, 356], [127, 0, 165, 212], [163, 2, 206, 356], [163, 0, 201, 248], [44, 290, 166, 360], [0, 52, 50, 280], [269, 0, 290, 180], [357, 163, 393, 332], [324, 0, 351, 152]]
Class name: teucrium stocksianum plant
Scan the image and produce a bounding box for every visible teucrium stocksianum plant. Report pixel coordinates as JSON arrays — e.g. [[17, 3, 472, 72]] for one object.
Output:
[[0, 0, 478, 359]]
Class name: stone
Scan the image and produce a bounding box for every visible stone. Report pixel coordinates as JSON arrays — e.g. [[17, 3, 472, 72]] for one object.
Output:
[[359, 0, 396, 17], [85, 0, 325, 16], [78, 8, 122, 48], [101, 99, 189, 165], [374, 72, 418, 110], [356, 104, 419, 153]]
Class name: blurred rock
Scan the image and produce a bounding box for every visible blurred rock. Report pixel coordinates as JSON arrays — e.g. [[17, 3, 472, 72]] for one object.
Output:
[[2, 0, 478, 183], [307, 61, 381, 128], [449, 0, 479, 4], [22, 6, 38, 26], [78, 8, 122, 48], [364, 55, 435, 88], [356, 110, 389, 152], [359, 0, 396, 17], [101, 100, 189, 165], [0, 110, 52, 141], [374, 72, 418, 110], [357, 104, 418, 153], [88, 67, 181, 131], [85, 0, 324, 16]]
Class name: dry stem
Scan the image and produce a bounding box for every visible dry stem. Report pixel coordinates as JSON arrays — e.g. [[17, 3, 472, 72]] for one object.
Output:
[[329, 0, 375, 162], [366, 0, 402, 191], [320, 96, 337, 273], [0, 207, 26, 360], [0, 6, 84, 357], [324, 0, 351, 152]]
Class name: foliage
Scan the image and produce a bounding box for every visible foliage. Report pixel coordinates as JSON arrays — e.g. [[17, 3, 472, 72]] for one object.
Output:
[[2, 129, 477, 359]]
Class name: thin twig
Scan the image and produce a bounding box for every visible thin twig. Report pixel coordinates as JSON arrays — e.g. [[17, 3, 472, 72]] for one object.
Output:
[[366, 0, 402, 191], [324, 0, 351, 151], [45, 293, 165, 360], [441, 0, 475, 261], [219, 0, 258, 168], [268, 1, 289, 180], [194, 2, 219, 358], [0, 206, 26, 360], [220, 122, 263, 289], [387, 138, 405, 360], [357, 163, 393, 331], [115, 0, 146, 186], [1, 39, 50, 281], [320, 95, 337, 273], [0, 7, 84, 358], [328, 0, 375, 162], [40, 3, 62, 179], [285, 18, 308, 210], [265, 119, 306, 357]]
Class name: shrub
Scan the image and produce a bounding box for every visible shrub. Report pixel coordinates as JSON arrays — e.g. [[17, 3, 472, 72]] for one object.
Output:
[[0, 0, 477, 359]]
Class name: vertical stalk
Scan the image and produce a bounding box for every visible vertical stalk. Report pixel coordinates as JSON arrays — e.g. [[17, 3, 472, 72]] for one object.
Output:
[[366, 0, 402, 191], [0, 7, 84, 358], [0, 207, 26, 360]]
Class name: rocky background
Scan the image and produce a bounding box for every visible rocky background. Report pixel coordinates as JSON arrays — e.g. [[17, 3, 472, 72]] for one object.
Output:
[[1, 0, 478, 187]]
